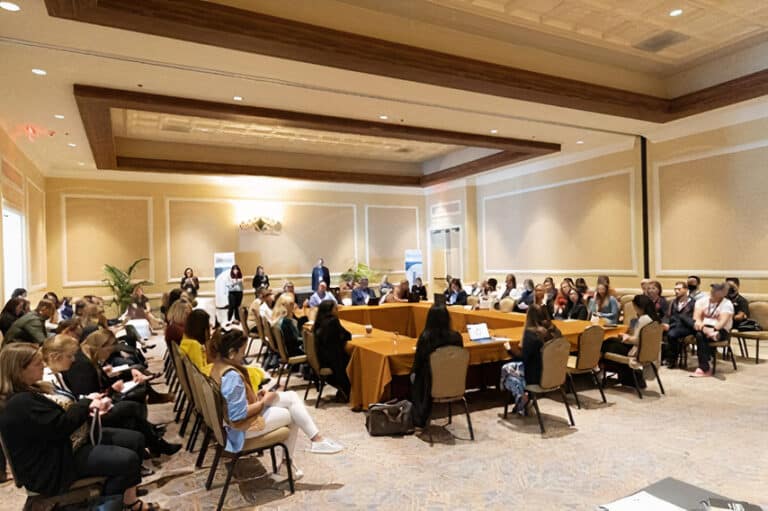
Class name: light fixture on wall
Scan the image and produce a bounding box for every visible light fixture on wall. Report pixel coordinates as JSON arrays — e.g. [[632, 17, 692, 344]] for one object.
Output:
[[235, 200, 284, 235]]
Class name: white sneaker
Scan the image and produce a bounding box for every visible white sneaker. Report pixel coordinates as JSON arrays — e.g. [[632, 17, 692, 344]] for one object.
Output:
[[273, 461, 304, 481], [309, 438, 343, 454]]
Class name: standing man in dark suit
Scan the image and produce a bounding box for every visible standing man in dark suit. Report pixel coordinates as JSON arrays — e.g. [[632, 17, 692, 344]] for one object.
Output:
[[311, 257, 331, 292]]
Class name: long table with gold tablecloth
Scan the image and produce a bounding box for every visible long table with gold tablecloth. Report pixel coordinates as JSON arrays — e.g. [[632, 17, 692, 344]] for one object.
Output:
[[339, 303, 626, 410]]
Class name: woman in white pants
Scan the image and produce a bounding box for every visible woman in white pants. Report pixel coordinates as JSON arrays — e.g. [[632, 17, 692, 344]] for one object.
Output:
[[210, 329, 342, 479]]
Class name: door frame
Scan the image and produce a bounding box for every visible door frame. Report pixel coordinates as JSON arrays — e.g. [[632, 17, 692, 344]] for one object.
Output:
[[426, 224, 464, 288]]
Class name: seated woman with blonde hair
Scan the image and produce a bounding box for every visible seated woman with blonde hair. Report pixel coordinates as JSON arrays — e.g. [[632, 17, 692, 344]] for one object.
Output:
[[0, 343, 162, 510], [210, 329, 342, 480], [180, 309, 266, 389], [272, 293, 304, 357]]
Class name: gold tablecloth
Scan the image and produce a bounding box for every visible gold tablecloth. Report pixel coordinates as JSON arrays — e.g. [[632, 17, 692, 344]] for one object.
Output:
[[340, 303, 626, 410]]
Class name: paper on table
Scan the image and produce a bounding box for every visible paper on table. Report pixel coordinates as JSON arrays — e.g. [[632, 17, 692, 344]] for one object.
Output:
[[467, 323, 491, 342], [598, 491, 685, 511], [121, 381, 139, 394], [351, 334, 366, 339], [108, 364, 130, 374]]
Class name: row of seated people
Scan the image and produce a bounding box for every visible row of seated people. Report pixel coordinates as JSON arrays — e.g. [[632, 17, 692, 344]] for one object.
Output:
[[0, 288, 182, 510], [161, 285, 344, 482]]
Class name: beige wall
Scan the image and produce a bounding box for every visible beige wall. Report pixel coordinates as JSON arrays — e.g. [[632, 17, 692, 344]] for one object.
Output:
[[474, 145, 643, 290], [45, 178, 425, 302], [649, 116, 768, 296], [0, 126, 47, 302]]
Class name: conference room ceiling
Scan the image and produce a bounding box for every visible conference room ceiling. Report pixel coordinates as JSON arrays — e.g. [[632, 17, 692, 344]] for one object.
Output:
[[0, 1, 766, 187]]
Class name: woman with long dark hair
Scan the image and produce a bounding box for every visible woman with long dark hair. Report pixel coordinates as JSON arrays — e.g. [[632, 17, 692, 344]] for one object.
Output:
[[226, 264, 244, 325], [410, 305, 464, 427], [210, 329, 342, 480], [180, 267, 200, 296], [601, 294, 660, 387], [312, 301, 352, 400], [501, 304, 563, 415]]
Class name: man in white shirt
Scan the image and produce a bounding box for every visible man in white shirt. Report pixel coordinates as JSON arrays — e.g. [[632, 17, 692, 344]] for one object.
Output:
[[691, 282, 734, 378], [309, 282, 338, 308]]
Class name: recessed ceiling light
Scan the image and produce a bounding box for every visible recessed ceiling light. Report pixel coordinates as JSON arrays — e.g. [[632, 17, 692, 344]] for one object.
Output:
[[0, 2, 21, 12], [576, 140, 585, 144], [669, 8, 683, 17], [378, 115, 389, 120], [489, 129, 498, 134], [31, 68, 47, 76], [233, 95, 243, 101], [54, 114, 65, 120], [67, 143, 77, 148]]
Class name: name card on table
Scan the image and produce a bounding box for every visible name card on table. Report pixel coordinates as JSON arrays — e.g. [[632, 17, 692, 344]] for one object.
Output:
[[467, 323, 492, 343]]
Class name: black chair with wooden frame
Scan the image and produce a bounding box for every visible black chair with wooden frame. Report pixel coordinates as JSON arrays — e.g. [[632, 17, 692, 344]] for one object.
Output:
[[505, 337, 574, 435], [301, 325, 334, 408], [240, 305, 260, 358], [190, 366, 294, 511], [427, 345, 474, 444], [731, 301, 768, 364], [602, 321, 665, 399], [565, 325, 607, 408], [270, 321, 308, 390]]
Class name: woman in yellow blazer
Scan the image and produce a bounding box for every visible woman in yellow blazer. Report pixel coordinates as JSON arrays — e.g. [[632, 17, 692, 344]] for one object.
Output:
[[180, 309, 266, 389]]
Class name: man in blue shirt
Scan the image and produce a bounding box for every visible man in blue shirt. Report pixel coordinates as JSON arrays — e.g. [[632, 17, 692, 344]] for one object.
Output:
[[351, 277, 376, 305], [311, 258, 331, 292], [309, 282, 338, 308]]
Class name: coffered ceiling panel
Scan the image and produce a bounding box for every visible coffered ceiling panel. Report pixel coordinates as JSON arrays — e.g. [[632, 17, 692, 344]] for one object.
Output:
[[112, 109, 460, 163]]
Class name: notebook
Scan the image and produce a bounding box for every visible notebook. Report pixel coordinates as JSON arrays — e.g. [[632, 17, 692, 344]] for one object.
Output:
[[467, 323, 492, 343]]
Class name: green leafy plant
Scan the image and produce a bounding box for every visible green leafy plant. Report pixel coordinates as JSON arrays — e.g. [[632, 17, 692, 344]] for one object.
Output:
[[339, 262, 381, 284], [102, 258, 152, 315]]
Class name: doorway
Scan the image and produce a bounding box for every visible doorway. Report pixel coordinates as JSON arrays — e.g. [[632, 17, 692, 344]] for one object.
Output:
[[3, 206, 26, 301], [429, 226, 463, 292]]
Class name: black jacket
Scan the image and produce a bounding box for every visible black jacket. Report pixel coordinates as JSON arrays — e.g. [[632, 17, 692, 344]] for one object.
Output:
[[62, 350, 109, 397], [313, 317, 352, 395], [410, 330, 463, 427], [565, 303, 588, 320], [252, 274, 270, 290], [665, 296, 695, 331], [311, 266, 331, 292], [522, 326, 562, 386], [0, 391, 91, 495]]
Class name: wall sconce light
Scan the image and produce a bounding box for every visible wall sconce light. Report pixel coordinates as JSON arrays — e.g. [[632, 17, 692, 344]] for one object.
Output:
[[239, 216, 282, 234]]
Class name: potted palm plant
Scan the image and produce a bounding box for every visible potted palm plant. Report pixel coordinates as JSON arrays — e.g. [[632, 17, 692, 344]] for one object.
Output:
[[102, 258, 152, 315]]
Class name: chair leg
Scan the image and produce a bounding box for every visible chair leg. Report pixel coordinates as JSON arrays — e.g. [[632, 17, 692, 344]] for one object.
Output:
[[559, 387, 575, 426], [427, 408, 434, 446], [179, 403, 193, 437], [315, 381, 325, 409], [174, 394, 186, 423], [205, 446, 223, 490], [196, 427, 211, 468], [216, 454, 237, 511], [630, 368, 643, 399], [447, 402, 452, 424], [730, 346, 738, 371], [567, 373, 581, 409], [503, 392, 511, 419], [303, 375, 312, 401], [187, 414, 202, 452], [712, 351, 717, 375], [650, 362, 665, 395], [592, 371, 607, 403], [270, 447, 277, 472], [756, 339, 760, 364], [531, 394, 545, 434], [284, 366, 292, 390], [462, 397, 474, 441], [281, 444, 295, 494]]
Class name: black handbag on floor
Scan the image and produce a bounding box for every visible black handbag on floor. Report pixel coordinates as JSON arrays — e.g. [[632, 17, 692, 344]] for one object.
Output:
[[365, 399, 415, 436]]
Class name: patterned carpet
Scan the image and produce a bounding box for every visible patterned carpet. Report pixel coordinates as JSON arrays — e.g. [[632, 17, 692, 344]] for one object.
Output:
[[2, 337, 767, 510]]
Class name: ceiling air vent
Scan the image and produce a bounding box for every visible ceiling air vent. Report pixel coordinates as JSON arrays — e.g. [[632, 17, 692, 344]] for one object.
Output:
[[633, 30, 690, 53]]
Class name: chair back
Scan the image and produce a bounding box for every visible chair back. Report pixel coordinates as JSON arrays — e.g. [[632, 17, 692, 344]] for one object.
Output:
[[575, 325, 604, 370], [637, 321, 664, 363], [302, 326, 324, 376], [619, 294, 634, 306], [307, 307, 318, 322], [499, 298, 516, 312], [271, 320, 290, 363], [194, 369, 229, 450], [181, 355, 205, 414], [429, 345, 469, 399], [623, 300, 637, 324], [467, 295, 479, 308], [259, 315, 278, 353], [169, 342, 194, 408], [539, 337, 570, 390], [748, 301, 768, 330]]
